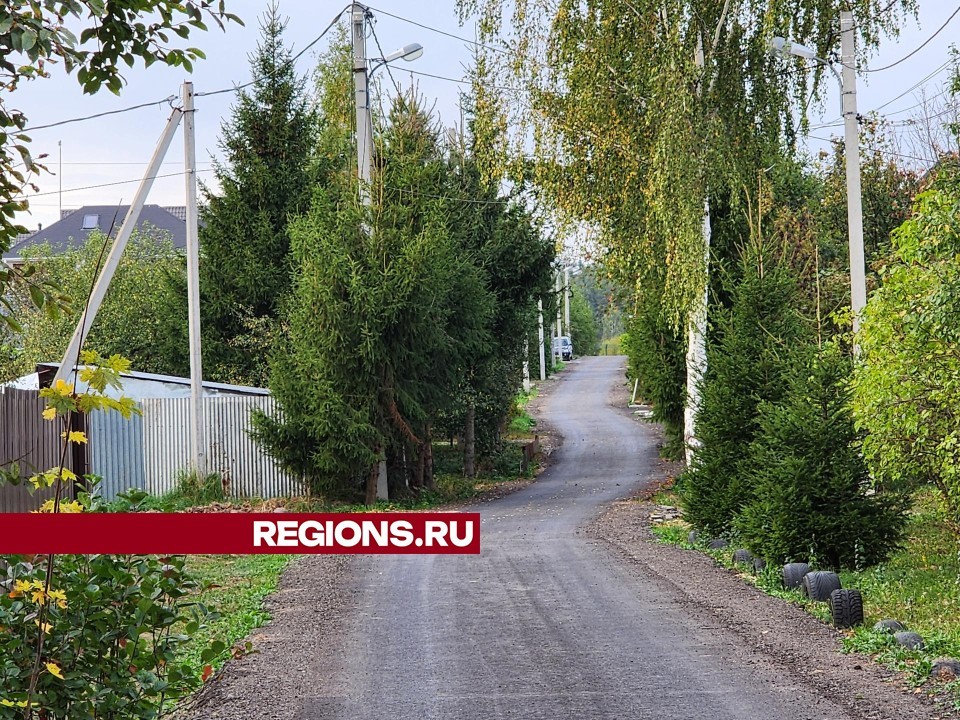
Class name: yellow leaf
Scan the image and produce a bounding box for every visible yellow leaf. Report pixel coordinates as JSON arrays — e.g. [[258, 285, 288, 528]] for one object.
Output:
[[47, 589, 67, 609], [45, 662, 64, 679], [60, 467, 77, 483], [0, 699, 28, 708], [34, 619, 52, 634], [61, 430, 87, 444], [42, 407, 57, 421], [53, 379, 74, 397]]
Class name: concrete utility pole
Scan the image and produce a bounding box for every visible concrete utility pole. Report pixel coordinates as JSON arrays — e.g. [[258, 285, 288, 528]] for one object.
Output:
[[352, 3, 373, 207], [555, 271, 563, 341], [841, 10, 867, 336], [55, 107, 184, 386], [523, 339, 531, 392], [351, 3, 387, 501], [564, 266, 571, 336], [183, 80, 205, 476], [537, 299, 546, 381], [684, 38, 711, 466]]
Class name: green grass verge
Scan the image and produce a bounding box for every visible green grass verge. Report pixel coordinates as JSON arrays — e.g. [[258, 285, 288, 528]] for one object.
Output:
[[179, 554, 292, 678], [649, 488, 960, 709]]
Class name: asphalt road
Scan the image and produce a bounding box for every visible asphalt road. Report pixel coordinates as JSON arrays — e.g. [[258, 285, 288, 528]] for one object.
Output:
[[300, 356, 855, 720]]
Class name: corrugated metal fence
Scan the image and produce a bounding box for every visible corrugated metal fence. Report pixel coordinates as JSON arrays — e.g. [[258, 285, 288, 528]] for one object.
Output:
[[141, 396, 300, 499], [2, 389, 299, 509], [0, 387, 78, 512]]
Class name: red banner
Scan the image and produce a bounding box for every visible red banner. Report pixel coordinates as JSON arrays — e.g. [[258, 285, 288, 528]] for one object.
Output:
[[0, 512, 481, 555]]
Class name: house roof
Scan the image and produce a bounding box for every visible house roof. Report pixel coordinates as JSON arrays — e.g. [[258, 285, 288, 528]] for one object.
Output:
[[2, 205, 188, 261]]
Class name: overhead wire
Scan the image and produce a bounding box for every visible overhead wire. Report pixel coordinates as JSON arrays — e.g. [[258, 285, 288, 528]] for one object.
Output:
[[19, 169, 214, 200], [22, 96, 177, 132], [195, 4, 351, 98], [864, 5, 960, 73], [365, 6, 509, 56]]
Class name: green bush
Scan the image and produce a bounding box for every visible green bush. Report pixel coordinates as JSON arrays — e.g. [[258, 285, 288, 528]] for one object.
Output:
[[851, 162, 960, 529], [0, 555, 220, 718], [736, 345, 907, 569], [622, 288, 686, 459], [681, 242, 807, 535]]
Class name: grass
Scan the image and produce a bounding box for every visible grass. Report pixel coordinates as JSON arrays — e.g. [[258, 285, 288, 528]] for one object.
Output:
[[177, 554, 292, 679], [507, 387, 539, 436], [648, 487, 960, 709]]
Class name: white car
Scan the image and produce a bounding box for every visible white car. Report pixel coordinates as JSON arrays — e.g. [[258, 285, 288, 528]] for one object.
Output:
[[552, 336, 574, 361]]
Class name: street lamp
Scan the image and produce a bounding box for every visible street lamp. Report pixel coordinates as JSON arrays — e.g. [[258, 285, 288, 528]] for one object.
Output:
[[771, 12, 867, 339], [371, 43, 424, 75]]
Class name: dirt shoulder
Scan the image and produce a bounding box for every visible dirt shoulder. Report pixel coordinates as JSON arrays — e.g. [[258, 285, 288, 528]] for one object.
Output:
[[175, 554, 350, 720], [590, 495, 946, 720]]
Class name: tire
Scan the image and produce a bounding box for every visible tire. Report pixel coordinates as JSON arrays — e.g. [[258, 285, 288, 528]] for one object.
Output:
[[873, 619, 905, 634], [708, 538, 728, 550], [782, 562, 811, 589], [803, 571, 842, 601], [753, 558, 767, 573], [732, 549, 753, 564], [894, 631, 925, 650], [688, 530, 699, 545], [829, 589, 864, 628]]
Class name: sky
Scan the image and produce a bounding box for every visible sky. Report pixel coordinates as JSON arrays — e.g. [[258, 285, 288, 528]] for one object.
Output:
[[9, 1, 959, 233]]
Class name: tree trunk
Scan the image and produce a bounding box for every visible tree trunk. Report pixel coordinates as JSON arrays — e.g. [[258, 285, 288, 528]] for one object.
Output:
[[413, 441, 425, 490], [365, 453, 380, 506], [425, 423, 435, 491], [464, 402, 476, 479]]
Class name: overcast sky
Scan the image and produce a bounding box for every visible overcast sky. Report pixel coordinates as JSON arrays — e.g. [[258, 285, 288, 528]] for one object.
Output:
[[10, 1, 959, 232]]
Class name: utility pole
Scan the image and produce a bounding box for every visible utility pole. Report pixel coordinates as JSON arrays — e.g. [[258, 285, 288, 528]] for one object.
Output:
[[58, 140, 62, 219], [684, 39, 711, 466], [537, 299, 546, 381], [555, 271, 563, 340], [841, 10, 867, 337], [183, 80, 205, 476], [351, 2, 388, 501], [522, 339, 531, 392], [55, 107, 183, 386], [564, 266, 570, 336], [352, 3, 373, 207]]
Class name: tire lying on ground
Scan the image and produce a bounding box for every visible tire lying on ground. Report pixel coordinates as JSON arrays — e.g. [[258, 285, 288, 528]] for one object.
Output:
[[708, 538, 728, 550], [829, 589, 864, 628], [732, 549, 753, 564], [874, 619, 905, 634], [782, 562, 811, 589], [753, 557, 767, 572], [894, 631, 925, 650], [688, 530, 699, 545], [930, 658, 960, 680], [802, 571, 842, 601]]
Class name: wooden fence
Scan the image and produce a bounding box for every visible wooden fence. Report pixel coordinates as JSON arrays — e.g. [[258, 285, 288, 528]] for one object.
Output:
[[0, 387, 82, 512]]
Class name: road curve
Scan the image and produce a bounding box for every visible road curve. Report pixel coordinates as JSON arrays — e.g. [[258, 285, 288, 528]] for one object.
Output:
[[299, 356, 855, 720]]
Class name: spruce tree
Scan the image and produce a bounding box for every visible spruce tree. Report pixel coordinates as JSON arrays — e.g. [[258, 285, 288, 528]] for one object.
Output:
[[736, 345, 906, 569], [196, 4, 317, 386], [681, 240, 807, 535]]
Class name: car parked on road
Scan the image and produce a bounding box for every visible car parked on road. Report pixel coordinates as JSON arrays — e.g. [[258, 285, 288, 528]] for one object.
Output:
[[552, 336, 574, 361]]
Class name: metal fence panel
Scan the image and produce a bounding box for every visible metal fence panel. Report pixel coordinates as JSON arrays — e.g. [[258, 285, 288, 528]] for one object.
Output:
[[0, 387, 78, 512], [87, 408, 145, 501], [141, 396, 300, 499]]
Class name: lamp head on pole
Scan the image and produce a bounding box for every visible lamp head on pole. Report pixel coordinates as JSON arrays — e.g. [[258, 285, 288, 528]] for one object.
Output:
[[383, 43, 424, 63], [770, 36, 819, 61]]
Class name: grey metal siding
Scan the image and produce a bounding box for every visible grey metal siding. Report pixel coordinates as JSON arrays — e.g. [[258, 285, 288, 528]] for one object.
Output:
[[87, 408, 145, 501], [140, 396, 300, 499]]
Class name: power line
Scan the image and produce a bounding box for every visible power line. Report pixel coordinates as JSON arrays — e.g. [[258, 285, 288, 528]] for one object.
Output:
[[22, 96, 177, 132], [366, 5, 509, 56], [871, 59, 953, 112], [805, 133, 934, 164], [385, 184, 513, 205], [399, 66, 519, 94], [864, 5, 960, 73], [195, 4, 350, 98], [368, 16, 403, 98], [19, 169, 214, 200]]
